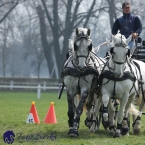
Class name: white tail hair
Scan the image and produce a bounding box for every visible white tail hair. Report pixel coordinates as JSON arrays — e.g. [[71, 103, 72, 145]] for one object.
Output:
[[75, 95, 86, 112], [135, 93, 142, 106], [128, 103, 141, 116]]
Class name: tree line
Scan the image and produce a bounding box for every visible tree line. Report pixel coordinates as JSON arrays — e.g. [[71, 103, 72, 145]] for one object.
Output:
[[0, 0, 145, 78]]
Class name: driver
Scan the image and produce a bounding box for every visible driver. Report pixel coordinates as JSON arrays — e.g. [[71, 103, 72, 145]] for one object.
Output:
[[111, 2, 142, 51]]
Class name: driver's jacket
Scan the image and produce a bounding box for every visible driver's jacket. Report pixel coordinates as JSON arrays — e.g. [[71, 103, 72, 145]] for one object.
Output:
[[112, 13, 142, 38]]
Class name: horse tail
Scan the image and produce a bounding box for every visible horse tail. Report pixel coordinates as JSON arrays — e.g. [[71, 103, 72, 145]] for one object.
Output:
[[128, 103, 141, 116], [135, 93, 142, 106]]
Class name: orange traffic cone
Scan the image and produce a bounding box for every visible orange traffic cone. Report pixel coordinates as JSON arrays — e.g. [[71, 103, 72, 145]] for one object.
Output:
[[44, 102, 57, 124], [29, 101, 40, 124]]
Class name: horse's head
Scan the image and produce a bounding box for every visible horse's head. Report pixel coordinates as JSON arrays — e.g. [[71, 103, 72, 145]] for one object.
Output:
[[73, 28, 92, 71], [106, 34, 132, 78]]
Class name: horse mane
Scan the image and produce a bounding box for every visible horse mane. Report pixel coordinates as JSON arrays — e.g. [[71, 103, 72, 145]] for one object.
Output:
[[68, 28, 91, 51], [73, 28, 90, 41], [112, 33, 127, 47]]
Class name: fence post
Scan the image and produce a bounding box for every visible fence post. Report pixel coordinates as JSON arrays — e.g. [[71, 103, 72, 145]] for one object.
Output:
[[37, 85, 41, 99], [10, 81, 13, 90], [43, 81, 46, 91]]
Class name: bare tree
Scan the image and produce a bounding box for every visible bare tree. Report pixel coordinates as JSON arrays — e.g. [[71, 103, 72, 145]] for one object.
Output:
[[37, 0, 106, 78], [106, 0, 118, 27], [0, 20, 11, 77], [0, 0, 19, 23]]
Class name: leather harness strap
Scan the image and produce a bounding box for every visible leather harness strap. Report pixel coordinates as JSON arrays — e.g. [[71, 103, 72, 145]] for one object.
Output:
[[98, 70, 136, 99]]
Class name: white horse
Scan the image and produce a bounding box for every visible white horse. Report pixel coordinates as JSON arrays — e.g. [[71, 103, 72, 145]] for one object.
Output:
[[92, 33, 145, 137], [61, 28, 105, 137]]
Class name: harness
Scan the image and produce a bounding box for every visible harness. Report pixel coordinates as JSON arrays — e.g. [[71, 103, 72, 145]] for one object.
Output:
[[131, 60, 145, 102], [60, 52, 100, 94], [98, 70, 136, 99], [99, 70, 136, 83], [58, 33, 103, 99], [61, 66, 98, 78], [98, 35, 143, 99]]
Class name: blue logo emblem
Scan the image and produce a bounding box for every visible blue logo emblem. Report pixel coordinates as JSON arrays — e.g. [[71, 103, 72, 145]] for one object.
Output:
[[3, 130, 15, 144]]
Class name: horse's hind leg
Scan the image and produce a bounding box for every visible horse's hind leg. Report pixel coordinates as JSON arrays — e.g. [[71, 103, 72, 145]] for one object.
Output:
[[89, 96, 102, 132], [132, 94, 144, 135], [84, 91, 95, 130]]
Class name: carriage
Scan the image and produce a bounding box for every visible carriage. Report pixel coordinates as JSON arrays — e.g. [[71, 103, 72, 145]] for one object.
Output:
[[132, 37, 145, 63]]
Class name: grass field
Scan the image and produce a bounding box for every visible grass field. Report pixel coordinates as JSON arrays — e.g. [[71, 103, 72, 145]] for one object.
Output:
[[0, 91, 145, 145]]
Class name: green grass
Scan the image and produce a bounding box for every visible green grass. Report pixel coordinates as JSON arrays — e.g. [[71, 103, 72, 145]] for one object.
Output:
[[0, 92, 145, 145]]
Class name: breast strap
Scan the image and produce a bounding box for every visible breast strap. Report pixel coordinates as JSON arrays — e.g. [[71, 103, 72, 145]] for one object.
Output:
[[99, 70, 136, 85], [61, 66, 99, 78]]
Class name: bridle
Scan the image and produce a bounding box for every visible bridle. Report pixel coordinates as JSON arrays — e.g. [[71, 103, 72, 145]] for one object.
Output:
[[110, 35, 130, 65], [111, 46, 129, 66], [73, 35, 92, 65]]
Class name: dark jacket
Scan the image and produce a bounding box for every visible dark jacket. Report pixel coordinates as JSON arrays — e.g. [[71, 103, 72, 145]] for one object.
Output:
[[112, 13, 142, 38]]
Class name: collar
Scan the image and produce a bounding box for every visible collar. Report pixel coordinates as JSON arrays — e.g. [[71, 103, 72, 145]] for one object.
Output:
[[123, 13, 131, 18]]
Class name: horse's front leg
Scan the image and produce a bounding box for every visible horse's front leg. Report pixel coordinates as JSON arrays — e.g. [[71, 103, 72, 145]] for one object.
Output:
[[108, 99, 116, 136], [114, 95, 128, 138], [102, 93, 110, 130], [69, 90, 89, 137], [67, 92, 75, 136], [84, 91, 95, 130]]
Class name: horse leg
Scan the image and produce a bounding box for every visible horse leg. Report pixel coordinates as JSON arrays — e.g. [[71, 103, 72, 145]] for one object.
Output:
[[132, 96, 144, 135], [102, 93, 110, 130], [69, 90, 89, 137], [89, 96, 102, 132], [122, 107, 130, 136], [67, 92, 75, 135], [108, 100, 116, 136], [130, 91, 144, 135], [122, 95, 135, 136], [85, 91, 95, 129], [114, 96, 128, 138]]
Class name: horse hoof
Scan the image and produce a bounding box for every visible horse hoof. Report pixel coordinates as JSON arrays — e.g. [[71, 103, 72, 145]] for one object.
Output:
[[133, 129, 140, 135], [89, 127, 95, 133], [113, 133, 122, 138], [109, 132, 115, 136], [84, 118, 92, 128], [102, 120, 110, 130], [68, 129, 79, 137], [122, 127, 129, 135]]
